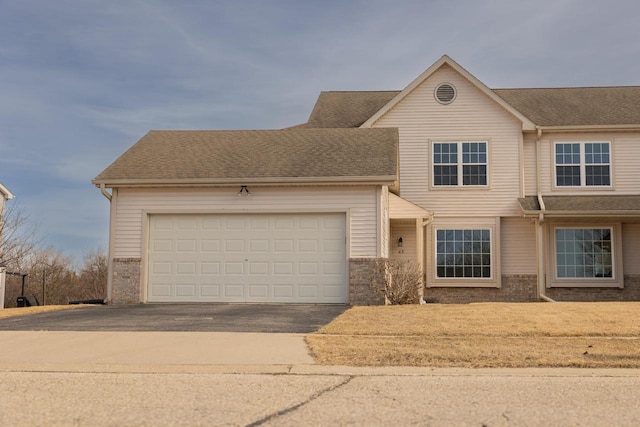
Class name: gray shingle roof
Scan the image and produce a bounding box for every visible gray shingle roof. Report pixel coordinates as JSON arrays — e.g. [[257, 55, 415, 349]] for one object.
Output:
[[93, 129, 398, 184], [519, 195, 640, 213], [299, 91, 400, 128], [299, 87, 640, 128], [494, 87, 640, 126]]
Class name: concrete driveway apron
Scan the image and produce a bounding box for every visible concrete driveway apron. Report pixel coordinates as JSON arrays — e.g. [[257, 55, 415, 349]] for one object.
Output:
[[0, 304, 348, 369]]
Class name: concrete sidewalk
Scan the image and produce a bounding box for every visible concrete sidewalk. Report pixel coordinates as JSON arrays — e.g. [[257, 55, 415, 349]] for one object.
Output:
[[0, 331, 314, 372]]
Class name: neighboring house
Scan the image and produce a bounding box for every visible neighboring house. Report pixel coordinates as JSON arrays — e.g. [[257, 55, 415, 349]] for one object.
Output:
[[0, 181, 14, 236], [0, 182, 14, 274], [94, 55, 640, 305]]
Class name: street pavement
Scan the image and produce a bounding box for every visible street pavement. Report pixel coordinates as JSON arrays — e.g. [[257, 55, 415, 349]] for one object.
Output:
[[1, 306, 639, 426]]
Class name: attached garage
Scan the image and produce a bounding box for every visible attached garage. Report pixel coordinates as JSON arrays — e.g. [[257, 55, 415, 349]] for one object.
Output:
[[94, 128, 398, 305], [147, 213, 347, 303]]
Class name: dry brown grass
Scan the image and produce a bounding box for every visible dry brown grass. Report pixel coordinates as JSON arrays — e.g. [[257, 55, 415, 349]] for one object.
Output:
[[0, 305, 82, 320], [306, 303, 640, 368]]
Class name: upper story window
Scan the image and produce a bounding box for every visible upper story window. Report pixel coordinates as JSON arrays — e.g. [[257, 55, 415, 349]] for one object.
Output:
[[433, 141, 487, 186], [555, 142, 611, 187]]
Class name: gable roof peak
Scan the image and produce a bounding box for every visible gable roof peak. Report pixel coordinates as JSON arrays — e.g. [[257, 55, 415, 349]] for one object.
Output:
[[360, 54, 537, 131]]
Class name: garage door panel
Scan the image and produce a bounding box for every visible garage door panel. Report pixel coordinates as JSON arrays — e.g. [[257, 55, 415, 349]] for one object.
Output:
[[148, 213, 346, 303], [200, 284, 220, 297], [151, 283, 172, 297], [176, 284, 196, 297], [224, 262, 244, 275], [201, 262, 220, 275], [224, 284, 244, 298]]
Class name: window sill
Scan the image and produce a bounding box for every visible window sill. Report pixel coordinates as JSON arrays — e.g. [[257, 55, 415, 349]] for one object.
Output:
[[548, 280, 623, 289], [427, 280, 500, 288]]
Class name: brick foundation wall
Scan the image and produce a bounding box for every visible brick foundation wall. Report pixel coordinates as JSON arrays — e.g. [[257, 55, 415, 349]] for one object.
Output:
[[424, 275, 640, 303], [545, 275, 640, 301], [424, 275, 538, 304], [111, 258, 142, 304], [349, 258, 385, 306]]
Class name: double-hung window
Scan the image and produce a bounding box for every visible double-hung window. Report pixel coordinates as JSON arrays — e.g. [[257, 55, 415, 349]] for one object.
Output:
[[430, 218, 500, 287], [433, 141, 488, 186], [555, 142, 611, 187], [436, 229, 492, 278], [551, 225, 623, 287]]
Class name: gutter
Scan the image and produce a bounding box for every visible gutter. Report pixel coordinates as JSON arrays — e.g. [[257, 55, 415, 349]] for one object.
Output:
[[534, 127, 555, 302], [99, 183, 112, 201], [536, 124, 640, 133], [92, 175, 398, 188]]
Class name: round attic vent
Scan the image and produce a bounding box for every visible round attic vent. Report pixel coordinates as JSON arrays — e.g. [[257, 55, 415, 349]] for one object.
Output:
[[435, 83, 456, 105]]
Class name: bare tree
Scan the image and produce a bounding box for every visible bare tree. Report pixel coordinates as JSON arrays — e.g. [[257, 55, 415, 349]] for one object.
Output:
[[0, 202, 39, 271], [77, 248, 108, 300]]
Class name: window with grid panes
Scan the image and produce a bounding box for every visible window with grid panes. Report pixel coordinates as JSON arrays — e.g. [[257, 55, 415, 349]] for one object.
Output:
[[555, 142, 610, 187], [433, 142, 487, 186]]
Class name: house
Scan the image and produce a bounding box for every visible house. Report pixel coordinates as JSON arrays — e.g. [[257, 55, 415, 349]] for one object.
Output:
[[0, 181, 14, 239], [0, 182, 14, 309], [0, 182, 13, 211], [94, 55, 640, 305]]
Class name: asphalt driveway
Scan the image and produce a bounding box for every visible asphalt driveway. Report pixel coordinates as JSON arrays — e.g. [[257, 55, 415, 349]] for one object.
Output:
[[0, 304, 349, 333]]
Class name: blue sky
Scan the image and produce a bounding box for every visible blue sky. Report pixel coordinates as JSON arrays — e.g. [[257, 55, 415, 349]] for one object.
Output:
[[1, 0, 639, 262]]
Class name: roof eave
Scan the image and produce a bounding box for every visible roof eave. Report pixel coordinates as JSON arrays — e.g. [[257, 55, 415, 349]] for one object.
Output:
[[0, 182, 14, 200], [534, 124, 640, 132], [521, 209, 640, 218], [92, 175, 398, 188]]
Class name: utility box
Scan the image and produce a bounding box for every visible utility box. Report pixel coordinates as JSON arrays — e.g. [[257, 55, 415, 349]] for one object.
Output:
[[16, 296, 39, 307]]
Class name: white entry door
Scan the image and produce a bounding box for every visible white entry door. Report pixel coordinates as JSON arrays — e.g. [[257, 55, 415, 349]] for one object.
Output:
[[147, 213, 347, 303]]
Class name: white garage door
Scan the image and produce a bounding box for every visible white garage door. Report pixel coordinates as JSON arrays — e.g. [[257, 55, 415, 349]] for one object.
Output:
[[147, 213, 347, 303]]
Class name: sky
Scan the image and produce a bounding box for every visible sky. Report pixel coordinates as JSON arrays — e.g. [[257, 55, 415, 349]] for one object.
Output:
[[1, 0, 639, 263]]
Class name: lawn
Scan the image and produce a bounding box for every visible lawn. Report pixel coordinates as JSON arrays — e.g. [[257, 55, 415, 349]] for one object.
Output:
[[306, 302, 640, 368]]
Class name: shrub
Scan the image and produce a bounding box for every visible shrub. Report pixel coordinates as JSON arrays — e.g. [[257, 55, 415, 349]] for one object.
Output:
[[372, 259, 422, 305]]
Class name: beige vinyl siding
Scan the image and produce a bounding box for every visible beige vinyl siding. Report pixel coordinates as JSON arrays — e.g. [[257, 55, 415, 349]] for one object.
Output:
[[539, 132, 640, 194], [523, 134, 538, 195], [390, 221, 417, 262], [113, 186, 379, 259], [623, 224, 640, 275], [372, 64, 523, 217], [500, 217, 536, 274]]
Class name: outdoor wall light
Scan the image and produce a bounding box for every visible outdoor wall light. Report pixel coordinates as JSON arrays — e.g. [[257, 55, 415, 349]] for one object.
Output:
[[397, 237, 403, 247], [238, 185, 251, 196]]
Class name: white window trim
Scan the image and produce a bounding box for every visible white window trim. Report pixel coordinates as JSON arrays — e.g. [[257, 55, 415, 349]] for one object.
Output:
[[431, 141, 490, 189], [427, 217, 501, 288], [553, 141, 612, 189], [547, 223, 623, 288]]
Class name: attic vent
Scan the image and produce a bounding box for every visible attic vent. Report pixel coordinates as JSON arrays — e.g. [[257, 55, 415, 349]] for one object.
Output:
[[435, 83, 456, 105]]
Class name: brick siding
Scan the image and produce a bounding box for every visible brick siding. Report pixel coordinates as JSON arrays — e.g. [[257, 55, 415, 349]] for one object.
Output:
[[546, 275, 640, 301], [111, 258, 141, 304], [349, 258, 385, 306]]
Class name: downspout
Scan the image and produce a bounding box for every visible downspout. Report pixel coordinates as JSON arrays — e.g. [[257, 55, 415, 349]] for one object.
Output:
[[419, 213, 434, 304], [99, 184, 114, 303], [534, 127, 555, 302], [100, 183, 112, 201]]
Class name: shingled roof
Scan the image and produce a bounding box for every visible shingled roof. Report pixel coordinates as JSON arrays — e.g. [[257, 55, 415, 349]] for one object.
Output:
[[299, 91, 400, 128], [494, 87, 640, 126], [298, 87, 640, 128], [519, 195, 640, 215], [93, 129, 398, 185]]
